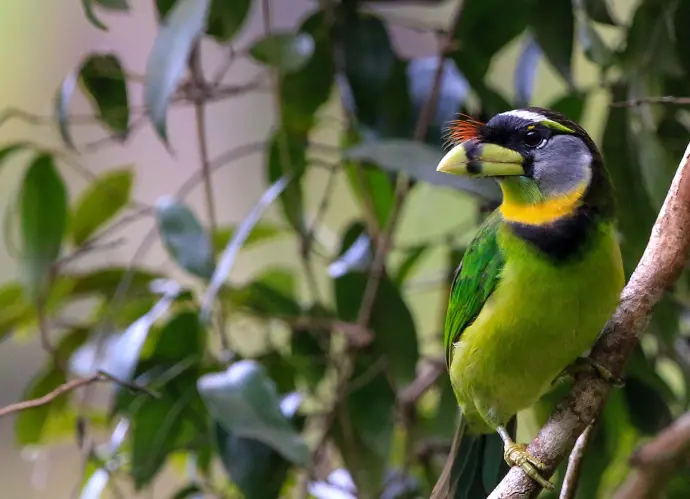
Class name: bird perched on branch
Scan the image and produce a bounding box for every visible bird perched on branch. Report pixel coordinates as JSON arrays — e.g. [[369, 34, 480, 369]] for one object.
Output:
[[431, 107, 625, 498]]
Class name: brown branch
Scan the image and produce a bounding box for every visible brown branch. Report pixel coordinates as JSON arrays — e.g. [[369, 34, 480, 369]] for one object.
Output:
[[0, 371, 157, 419], [610, 96, 690, 107], [560, 423, 597, 499], [489, 142, 690, 498], [612, 411, 690, 499], [398, 356, 445, 405]]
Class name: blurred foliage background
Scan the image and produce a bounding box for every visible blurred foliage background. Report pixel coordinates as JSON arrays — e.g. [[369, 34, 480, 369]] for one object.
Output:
[[1, 0, 690, 498]]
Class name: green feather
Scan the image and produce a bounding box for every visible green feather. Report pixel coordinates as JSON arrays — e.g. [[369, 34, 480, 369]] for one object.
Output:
[[444, 211, 505, 367]]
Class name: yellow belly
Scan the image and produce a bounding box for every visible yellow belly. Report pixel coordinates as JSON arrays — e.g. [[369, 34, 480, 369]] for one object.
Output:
[[449, 223, 624, 434]]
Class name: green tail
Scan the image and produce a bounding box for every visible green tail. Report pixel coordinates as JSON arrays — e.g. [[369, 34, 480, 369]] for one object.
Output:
[[430, 417, 516, 499]]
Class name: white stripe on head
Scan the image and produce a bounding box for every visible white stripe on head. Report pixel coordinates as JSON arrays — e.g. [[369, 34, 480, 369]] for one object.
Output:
[[499, 109, 548, 123]]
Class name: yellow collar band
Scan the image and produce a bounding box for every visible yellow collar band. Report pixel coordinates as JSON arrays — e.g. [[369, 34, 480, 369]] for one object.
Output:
[[500, 183, 587, 225]]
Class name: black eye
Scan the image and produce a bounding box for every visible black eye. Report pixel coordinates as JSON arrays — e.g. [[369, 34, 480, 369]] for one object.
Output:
[[523, 129, 546, 148]]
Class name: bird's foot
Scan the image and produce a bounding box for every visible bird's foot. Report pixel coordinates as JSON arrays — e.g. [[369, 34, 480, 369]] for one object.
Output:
[[554, 356, 625, 387], [503, 443, 554, 490]]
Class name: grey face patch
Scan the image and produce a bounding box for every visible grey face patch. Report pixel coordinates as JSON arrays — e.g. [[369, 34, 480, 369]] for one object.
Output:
[[531, 134, 592, 196]]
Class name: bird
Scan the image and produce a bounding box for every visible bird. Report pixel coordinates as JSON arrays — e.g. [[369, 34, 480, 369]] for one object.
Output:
[[430, 107, 625, 498]]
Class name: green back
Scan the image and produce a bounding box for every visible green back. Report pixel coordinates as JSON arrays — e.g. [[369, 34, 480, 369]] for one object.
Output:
[[444, 211, 505, 367]]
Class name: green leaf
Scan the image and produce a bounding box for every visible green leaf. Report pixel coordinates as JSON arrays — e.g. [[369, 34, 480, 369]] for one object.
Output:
[[67, 267, 159, 299], [675, 0, 690, 74], [71, 167, 133, 245], [250, 32, 315, 74], [55, 53, 129, 148], [583, 0, 616, 25], [20, 154, 68, 300], [0, 282, 32, 341], [80, 53, 129, 137], [451, 0, 527, 84], [197, 360, 309, 466], [152, 310, 206, 364], [14, 366, 67, 445], [145, 0, 211, 141], [345, 139, 500, 200], [155, 198, 215, 279], [579, 22, 614, 67], [212, 222, 287, 254], [281, 11, 335, 134], [335, 271, 419, 385], [205, 0, 252, 42], [529, 0, 574, 85], [171, 484, 204, 499], [221, 267, 301, 317], [82, 0, 128, 31], [332, 359, 395, 495], [624, 376, 673, 435], [267, 131, 307, 233], [394, 245, 429, 285], [337, 11, 396, 129], [630, 124, 675, 211], [622, 0, 682, 76]]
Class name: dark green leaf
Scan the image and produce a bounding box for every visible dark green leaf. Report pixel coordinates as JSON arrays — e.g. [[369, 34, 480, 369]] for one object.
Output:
[[624, 376, 673, 435], [14, 366, 67, 445], [675, 0, 690, 74], [546, 92, 586, 123], [145, 0, 211, 140], [214, 393, 302, 499], [394, 245, 429, 285], [267, 131, 307, 233], [281, 12, 334, 134], [332, 359, 395, 495], [250, 32, 315, 74], [95, 0, 128, 8], [212, 222, 287, 254], [67, 267, 159, 299], [583, 0, 616, 25], [130, 384, 194, 489], [337, 11, 397, 129], [80, 53, 129, 137], [514, 35, 541, 107], [151, 310, 206, 364], [71, 167, 133, 245], [197, 360, 309, 465], [630, 124, 675, 211], [328, 229, 372, 278], [20, 154, 68, 300], [579, 22, 614, 67], [622, 0, 682, 76], [81, 0, 113, 31], [343, 145, 395, 229], [171, 484, 204, 499], [451, 0, 527, 83], [205, 0, 251, 42], [290, 305, 331, 389], [155, 198, 215, 279], [529, 0, 574, 85], [345, 139, 501, 200], [335, 271, 419, 385]]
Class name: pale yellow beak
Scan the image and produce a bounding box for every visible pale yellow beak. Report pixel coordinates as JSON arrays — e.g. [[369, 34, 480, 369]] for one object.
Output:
[[437, 142, 525, 177]]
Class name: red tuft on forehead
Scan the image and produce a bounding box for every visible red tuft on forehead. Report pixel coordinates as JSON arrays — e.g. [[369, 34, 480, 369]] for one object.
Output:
[[447, 114, 485, 143]]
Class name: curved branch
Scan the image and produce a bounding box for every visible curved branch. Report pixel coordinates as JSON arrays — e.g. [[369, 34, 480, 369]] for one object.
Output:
[[489, 142, 690, 498], [612, 410, 690, 499]]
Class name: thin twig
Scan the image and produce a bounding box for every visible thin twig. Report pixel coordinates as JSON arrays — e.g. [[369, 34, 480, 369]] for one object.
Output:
[[488, 142, 690, 498], [398, 357, 446, 406], [560, 423, 597, 499], [612, 411, 690, 499], [0, 372, 156, 419], [610, 96, 690, 107]]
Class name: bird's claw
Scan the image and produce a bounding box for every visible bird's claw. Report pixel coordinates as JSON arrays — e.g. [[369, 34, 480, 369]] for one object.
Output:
[[554, 356, 625, 388], [504, 443, 554, 490]]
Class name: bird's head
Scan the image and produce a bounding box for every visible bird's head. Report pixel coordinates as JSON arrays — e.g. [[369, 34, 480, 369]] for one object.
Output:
[[437, 107, 613, 224]]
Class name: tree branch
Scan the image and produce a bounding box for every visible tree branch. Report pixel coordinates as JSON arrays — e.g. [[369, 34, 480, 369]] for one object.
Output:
[[612, 411, 690, 499], [0, 371, 157, 419], [489, 142, 690, 498]]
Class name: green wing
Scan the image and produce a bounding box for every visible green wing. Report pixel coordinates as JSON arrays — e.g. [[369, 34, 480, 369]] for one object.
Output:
[[444, 210, 505, 367]]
